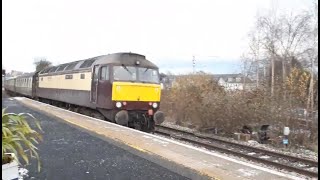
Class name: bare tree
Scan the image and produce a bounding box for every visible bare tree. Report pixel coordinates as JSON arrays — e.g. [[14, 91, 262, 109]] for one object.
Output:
[[256, 12, 281, 96], [240, 53, 258, 91], [34, 58, 52, 72], [245, 6, 314, 98], [234, 1, 318, 148], [306, 1, 318, 119], [247, 28, 264, 87], [277, 12, 312, 89]]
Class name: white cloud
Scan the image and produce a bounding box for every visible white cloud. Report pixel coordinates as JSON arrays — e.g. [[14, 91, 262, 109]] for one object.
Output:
[[2, 0, 314, 73]]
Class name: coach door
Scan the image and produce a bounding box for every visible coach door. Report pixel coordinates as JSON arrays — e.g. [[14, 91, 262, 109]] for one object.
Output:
[[91, 65, 100, 103]]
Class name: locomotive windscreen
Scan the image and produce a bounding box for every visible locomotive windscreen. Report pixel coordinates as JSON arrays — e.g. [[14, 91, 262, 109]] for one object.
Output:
[[138, 68, 159, 83], [113, 66, 159, 84]]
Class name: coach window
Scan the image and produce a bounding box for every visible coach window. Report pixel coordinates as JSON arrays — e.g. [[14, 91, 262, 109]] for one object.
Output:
[[100, 66, 109, 80], [80, 74, 85, 79]]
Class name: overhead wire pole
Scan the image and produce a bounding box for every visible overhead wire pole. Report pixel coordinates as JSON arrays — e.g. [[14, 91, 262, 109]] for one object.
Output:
[[192, 56, 196, 74], [309, 56, 314, 120], [192, 55, 219, 74]]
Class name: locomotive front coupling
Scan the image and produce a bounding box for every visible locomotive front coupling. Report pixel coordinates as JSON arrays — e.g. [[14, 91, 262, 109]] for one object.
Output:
[[154, 111, 164, 125]]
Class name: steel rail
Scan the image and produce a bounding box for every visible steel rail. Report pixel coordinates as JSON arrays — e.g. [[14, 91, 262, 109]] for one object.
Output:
[[155, 125, 318, 178]]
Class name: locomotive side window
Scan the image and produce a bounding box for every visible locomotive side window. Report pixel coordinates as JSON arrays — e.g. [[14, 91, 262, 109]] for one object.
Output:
[[100, 66, 109, 80], [80, 74, 85, 79]]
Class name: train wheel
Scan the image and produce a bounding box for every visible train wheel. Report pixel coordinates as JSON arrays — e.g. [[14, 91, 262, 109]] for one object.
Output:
[[141, 117, 155, 133], [134, 123, 142, 131]]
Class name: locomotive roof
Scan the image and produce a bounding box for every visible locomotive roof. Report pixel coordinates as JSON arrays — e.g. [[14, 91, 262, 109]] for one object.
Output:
[[39, 52, 158, 75]]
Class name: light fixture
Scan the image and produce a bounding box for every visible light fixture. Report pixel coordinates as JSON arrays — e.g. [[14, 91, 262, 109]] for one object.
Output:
[[116, 102, 122, 108], [152, 103, 158, 108]]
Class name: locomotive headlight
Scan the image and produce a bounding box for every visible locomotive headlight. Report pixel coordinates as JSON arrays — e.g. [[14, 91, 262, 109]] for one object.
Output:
[[152, 102, 158, 108], [116, 102, 122, 108]]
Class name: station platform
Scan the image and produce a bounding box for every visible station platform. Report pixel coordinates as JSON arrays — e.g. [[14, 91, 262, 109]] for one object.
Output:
[[15, 97, 302, 180]]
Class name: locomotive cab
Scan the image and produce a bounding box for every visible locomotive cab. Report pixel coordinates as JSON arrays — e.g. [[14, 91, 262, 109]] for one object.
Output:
[[91, 53, 164, 132]]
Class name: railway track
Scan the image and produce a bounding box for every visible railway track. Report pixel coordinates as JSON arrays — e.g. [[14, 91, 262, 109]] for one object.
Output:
[[155, 125, 318, 178]]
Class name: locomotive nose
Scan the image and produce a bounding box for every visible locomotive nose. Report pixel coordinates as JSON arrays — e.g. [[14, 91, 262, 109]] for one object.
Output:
[[112, 82, 161, 102], [154, 111, 165, 125]]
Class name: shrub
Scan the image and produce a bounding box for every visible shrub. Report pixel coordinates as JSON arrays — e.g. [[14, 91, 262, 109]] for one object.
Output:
[[160, 74, 318, 149], [2, 108, 43, 171]]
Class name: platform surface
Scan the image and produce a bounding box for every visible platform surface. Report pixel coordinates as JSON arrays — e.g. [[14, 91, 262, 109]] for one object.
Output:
[[13, 97, 304, 180], [2, 97, 189, 180]]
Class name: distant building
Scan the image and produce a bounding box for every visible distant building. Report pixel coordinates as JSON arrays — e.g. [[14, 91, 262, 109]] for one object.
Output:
[[160, 73, 256, 91], [213, 74, 256, 91], [160, 73, 176, 90]]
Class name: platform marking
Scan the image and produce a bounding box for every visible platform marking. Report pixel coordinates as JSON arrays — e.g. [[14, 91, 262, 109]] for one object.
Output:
[[127, 144, 147, 153], [237, 168, 258, 177]]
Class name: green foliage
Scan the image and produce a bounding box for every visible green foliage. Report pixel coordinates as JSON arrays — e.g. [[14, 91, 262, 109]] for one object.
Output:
[[34, 58, 52, 72], [2, 108, 43, 171], [286, 67, 313, 106]]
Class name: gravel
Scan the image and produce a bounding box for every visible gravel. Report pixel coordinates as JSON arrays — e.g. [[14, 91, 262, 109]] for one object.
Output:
[[156, 132, 316, 180], [161, 121, 318, 161]]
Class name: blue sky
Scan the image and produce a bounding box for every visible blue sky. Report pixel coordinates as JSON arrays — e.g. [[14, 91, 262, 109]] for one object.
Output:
[[157, 59, 242, 74]]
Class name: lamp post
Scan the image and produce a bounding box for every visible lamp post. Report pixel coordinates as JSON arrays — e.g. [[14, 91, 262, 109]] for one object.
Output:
[[192, 56, 196, 74]]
